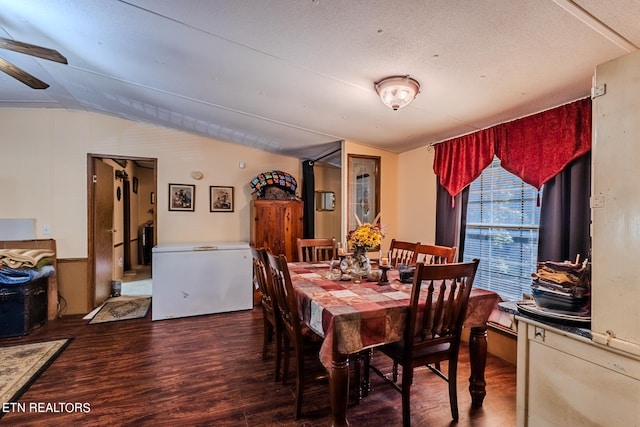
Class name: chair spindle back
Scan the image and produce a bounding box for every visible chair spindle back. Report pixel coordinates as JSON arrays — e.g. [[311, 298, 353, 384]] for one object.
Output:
[[297, 238, 336, 262], [413, 244, 457, 265], [408, 259, 479, 351], [388, 239, 420, 267]]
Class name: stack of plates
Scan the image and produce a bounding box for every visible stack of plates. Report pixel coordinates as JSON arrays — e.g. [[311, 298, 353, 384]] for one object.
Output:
[[516, 300, 590, 327], [531, 284, 587, 313]]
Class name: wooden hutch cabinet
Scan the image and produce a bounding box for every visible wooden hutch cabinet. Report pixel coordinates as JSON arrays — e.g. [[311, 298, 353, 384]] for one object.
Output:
[[250, 199, 303, 262]]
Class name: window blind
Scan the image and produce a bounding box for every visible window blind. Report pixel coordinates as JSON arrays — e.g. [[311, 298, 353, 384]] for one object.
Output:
[[463, 157, 541, 301]]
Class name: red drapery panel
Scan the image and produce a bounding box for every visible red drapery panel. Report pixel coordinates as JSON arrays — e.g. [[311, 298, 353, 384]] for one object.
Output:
[[495, 98, 592, 189], [433, 127, 495, 198]]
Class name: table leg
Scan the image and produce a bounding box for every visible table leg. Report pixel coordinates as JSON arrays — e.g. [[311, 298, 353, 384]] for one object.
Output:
[[329, 352, 350, 427], [468, 325, 488, 407]]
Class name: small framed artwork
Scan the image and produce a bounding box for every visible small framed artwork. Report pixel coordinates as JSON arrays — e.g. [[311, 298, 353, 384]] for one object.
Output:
[[132, 177, 139, 194], [210, 186, 234, 212], [169, 183, 195, 211]]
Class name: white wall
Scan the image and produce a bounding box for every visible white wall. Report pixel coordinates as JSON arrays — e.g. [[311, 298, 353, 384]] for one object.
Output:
[[0, 108, 440, 259], [0, 108, 301, 258], [397, 145, 437, 245], [314, 162, 341, 240]]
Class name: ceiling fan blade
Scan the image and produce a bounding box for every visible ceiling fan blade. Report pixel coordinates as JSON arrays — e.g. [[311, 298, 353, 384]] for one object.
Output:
[[0, 57, 49, 89], [0, 37, 67, 64]]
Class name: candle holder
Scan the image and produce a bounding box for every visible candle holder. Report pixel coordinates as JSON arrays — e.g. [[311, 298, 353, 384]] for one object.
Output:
[[378, 264, 391, 284]]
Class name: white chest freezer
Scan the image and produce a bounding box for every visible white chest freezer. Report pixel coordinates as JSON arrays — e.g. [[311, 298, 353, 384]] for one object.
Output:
[[152, 242, 252, 321]]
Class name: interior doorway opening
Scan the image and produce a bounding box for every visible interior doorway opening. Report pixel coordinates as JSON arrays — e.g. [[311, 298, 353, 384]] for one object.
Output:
[[88, 154, 157, 309]]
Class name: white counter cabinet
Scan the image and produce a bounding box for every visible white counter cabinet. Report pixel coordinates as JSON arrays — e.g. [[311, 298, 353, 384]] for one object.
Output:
[[516, 316, 640, 427], [516, 47, 640, 427]]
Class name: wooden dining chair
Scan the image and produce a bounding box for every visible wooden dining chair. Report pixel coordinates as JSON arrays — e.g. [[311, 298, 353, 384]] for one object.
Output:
[[296, 237, 336, 262], [411, 244, 458, 374], [370, 259, 480, 426], [251, 246, 283, 380], [388, 239, 420, 267], [413, 244, 457, 265], [265, 251, 324, 419]]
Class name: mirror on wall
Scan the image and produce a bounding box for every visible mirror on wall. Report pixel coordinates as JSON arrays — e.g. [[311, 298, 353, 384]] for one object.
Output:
[[347, 154, 380, 231], [315, 191, 335, 211]]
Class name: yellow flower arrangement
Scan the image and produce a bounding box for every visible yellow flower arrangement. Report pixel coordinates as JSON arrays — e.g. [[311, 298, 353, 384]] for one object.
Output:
[[346, 214, 384, 276], [347, 214, 384, 252], [348, 223, 383, 252]]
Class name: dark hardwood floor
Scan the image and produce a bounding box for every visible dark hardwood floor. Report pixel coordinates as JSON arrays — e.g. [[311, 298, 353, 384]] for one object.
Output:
[[1, 305, 516, 426]]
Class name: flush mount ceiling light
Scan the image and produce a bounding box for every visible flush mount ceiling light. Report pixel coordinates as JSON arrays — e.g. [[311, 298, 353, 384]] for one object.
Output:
[[374, 75, 420, 110]]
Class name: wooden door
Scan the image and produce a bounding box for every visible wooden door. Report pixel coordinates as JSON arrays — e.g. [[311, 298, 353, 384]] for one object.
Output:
[[592, 50, 640, 355], [93, 159, 114, 307]]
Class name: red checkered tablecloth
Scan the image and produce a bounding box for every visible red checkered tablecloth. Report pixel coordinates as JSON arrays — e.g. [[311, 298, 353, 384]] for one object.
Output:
[[288, 262, 498, 368]]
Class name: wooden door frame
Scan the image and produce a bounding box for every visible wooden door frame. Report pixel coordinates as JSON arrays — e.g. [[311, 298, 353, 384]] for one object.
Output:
[[122, 177, 131, 271], [87, 154, 157, 309]]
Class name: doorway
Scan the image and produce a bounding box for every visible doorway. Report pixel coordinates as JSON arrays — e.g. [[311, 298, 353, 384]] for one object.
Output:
[[88, 154, 157, 310]]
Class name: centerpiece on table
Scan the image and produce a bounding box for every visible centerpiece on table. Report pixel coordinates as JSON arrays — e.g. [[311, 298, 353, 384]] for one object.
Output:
[[347, 213, 384, 279]]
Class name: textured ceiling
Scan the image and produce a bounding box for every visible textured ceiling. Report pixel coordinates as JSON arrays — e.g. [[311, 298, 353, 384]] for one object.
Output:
[[0, 0, 638, 160]]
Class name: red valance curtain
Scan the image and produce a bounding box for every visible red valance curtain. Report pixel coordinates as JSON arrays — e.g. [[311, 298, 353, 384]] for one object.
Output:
[[432, 127, 495, 198], [496, 97, 591, 189], [433, 98, 591, 197]]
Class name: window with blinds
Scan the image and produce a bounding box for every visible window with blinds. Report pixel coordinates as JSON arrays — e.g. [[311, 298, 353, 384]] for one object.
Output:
[[463, 157, 541, 301]]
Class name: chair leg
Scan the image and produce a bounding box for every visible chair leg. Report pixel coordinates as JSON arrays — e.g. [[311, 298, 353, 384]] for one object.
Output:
[[362, 349, 371, 398], [262, 317, 272, 360], [448, 356, 459, 420], [282, 336, 291, 385], [294, 344, 305, 419], [274, 328, 282, 382], [392, 361, 399, 382], [401, 366, 413, 427], [352, 352, 362, 404]]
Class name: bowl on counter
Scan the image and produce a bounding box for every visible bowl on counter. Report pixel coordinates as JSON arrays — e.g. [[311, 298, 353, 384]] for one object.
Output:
[[531, 284, 588, 313]]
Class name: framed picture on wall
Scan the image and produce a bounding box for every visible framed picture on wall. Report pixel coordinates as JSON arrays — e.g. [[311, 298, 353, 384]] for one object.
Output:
[[210, 186, 234, 212], [168, 183, 195, 211]]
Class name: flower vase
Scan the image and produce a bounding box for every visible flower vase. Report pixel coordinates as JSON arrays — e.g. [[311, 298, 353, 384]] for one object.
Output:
[[352, 247, 371, 279]]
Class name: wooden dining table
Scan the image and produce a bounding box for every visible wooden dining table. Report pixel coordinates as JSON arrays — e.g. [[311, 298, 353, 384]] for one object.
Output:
[[288, 261, 499, 427]]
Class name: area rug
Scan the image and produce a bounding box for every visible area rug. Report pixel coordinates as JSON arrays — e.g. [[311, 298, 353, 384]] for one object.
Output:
[[0, 339, 71, 417], [89, 297, 151, 324]]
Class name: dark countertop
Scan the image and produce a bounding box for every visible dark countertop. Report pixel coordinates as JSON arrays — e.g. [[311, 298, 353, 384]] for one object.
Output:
[[499, 301, 592, 339]]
